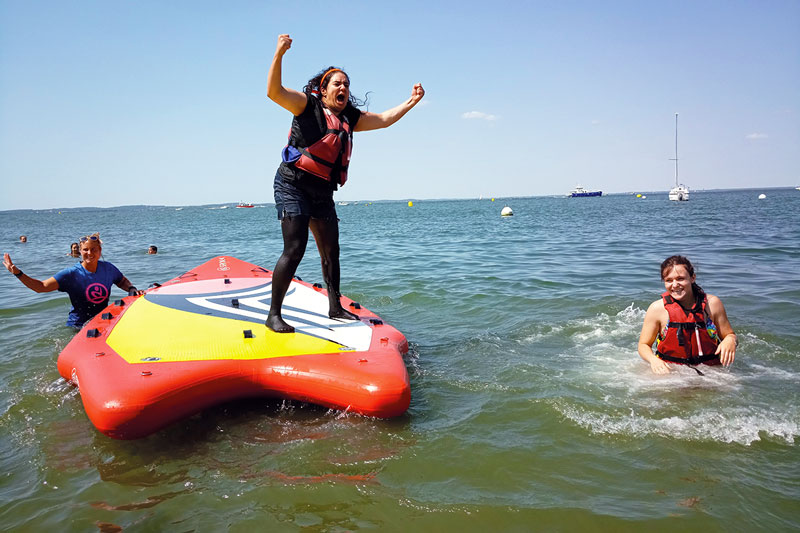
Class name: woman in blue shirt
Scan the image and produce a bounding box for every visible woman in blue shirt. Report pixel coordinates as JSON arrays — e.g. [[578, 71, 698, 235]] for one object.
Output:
[[4, 233, 142, 328]]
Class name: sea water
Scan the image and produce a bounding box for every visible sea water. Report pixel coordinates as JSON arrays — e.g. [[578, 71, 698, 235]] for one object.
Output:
[[1, 188, 798, 531]]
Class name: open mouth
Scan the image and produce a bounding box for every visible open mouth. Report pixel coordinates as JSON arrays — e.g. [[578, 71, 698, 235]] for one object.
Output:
[[336, 94, 346, 104]]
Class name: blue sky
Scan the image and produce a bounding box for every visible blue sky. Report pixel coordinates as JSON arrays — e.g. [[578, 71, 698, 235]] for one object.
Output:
[[1, 0, 798, 210]]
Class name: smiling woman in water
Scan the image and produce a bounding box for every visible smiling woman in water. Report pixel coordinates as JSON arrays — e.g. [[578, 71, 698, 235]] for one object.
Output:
[[264, 33, 425, 333], [4, 233, 143, 328], [638, 255, 738, 374]]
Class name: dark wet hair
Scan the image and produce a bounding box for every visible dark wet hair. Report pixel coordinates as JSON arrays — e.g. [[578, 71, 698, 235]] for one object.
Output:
[[660, 255, 695, 280], [661, 255, 704, 298], [303, 66, 369, 108]]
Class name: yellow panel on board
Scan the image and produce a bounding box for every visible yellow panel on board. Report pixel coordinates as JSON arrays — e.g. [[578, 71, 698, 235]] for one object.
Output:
[[107, 298, 347, 364]]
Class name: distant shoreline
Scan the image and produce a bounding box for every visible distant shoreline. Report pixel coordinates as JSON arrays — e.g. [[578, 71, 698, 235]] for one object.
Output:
[[2, 186, 796, 214]]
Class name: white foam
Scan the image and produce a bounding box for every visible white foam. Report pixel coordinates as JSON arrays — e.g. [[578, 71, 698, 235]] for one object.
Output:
[[539, 304, 800, 446], [554, 402, 799, 446]]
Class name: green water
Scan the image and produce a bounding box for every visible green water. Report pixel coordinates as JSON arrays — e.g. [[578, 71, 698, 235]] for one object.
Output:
[[1, 189, 798, 531]]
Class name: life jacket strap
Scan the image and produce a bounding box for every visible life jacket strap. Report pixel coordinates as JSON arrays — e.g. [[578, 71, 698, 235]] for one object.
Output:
[[655, 350, 719, 366]]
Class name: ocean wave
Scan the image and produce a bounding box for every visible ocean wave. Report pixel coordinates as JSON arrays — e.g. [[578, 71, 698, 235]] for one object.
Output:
[[553, 402, 799, 446]]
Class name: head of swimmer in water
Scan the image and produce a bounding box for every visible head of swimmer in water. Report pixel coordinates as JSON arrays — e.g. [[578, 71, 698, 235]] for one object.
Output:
[[660, 255, 701, 303], [70, 242, 80, 257], [79, 233, 103, 266], [304, 67, 367, 114]]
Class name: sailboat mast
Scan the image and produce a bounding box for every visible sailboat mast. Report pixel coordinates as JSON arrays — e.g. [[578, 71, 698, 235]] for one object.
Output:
[[673, 113, 679, 186]]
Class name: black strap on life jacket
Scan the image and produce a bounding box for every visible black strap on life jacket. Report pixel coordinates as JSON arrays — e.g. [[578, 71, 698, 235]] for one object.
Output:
[[655, 349, 719, 367]]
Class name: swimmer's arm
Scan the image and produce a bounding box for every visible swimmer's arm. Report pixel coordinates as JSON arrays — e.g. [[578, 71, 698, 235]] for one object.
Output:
[[267, 34, 307, 116], [638, 300, 671, 374], [3, 253, 58, 293], [707, 294, 736, 366], [354, 83, 425, 132]]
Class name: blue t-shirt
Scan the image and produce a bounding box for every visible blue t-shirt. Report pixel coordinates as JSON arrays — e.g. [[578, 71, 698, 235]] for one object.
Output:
[[54, 261, 123, 328]]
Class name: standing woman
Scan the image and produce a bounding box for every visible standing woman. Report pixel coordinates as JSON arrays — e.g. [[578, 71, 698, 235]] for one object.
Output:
[[4, 233, 143, 329], [265, 34, 425, 333], [638, 255, 738, 374]]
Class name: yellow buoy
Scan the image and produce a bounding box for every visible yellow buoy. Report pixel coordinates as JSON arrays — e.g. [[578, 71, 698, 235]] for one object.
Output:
[[408, 201, 413, 207], [491, 198, 495, 202], [636, 194, 642, 198]]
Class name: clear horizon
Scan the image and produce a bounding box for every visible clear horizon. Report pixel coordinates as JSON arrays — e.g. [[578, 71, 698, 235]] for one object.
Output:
[[2, 185, 795, 213], [2, 1, 798, 211]]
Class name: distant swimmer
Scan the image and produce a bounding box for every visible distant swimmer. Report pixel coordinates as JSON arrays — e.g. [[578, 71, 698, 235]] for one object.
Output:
[[19, 235, 27, 243], [638, 255, 738, 374], [68, 242, 80, 257], [148, 245, 158, 254], [4, 233, 144, 329], [264, 34, 425, 333]]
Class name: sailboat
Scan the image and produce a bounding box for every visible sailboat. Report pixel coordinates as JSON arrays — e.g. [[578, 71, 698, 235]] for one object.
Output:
[[668, 113, 689, 202]]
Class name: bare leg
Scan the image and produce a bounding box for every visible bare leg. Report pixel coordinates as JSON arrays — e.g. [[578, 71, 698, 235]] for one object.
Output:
[[266, 215, 310, 333], [309, 217, 359, 320]]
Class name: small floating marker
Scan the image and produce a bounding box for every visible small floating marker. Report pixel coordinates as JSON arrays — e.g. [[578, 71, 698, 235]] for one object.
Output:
[[243, 330, 254, 339], [408, 201, 413, 207], [641, 195, 646, 199], [636, 193, 642, 198], [501, 206, 514, 216], [758, 193, 766, 199], [491, 198, 495, 202]]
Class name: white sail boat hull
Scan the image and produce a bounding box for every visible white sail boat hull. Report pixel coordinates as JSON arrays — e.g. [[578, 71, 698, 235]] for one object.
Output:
[[669, 185, 690, 201]]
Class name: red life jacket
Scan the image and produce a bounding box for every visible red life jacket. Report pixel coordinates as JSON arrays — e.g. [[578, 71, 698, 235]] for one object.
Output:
[[291, 107, 352, 186], [655, 288, 720, 366]]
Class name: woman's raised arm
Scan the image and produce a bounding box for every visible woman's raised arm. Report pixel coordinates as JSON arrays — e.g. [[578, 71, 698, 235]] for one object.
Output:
[[267, 34, 307, 116], [354, 83, 425, 132]]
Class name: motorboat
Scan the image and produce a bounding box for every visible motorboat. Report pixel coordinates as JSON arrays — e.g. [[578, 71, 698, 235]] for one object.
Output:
[[568, 185, 602, 198]]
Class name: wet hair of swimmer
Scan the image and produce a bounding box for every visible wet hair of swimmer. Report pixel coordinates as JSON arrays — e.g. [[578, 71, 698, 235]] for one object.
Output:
[[660, 255, 695, 280], [660, 255, 705, 298], [148, 245, 157, 254]]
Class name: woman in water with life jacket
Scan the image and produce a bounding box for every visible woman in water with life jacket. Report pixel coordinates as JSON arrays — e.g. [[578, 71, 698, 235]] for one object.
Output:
[[265, 34, 425, 333], [638, 255, 738, 374]]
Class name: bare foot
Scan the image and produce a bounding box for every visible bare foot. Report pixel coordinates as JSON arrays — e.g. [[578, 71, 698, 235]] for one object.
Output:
[[266, 314, 294, 333], [329, 307, 359, 321]]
